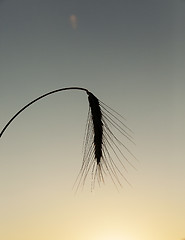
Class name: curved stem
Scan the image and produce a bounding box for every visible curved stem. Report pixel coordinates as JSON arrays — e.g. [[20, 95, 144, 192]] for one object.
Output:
[[0, 87, 90, 138]]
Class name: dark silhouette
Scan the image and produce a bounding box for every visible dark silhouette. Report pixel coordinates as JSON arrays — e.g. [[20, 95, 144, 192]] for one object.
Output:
[[1, 87, 136, 190]]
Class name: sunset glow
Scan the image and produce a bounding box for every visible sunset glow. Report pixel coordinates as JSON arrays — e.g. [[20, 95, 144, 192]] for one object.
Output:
[[0, 1, 185, 240], [93, 234, 131, 240]]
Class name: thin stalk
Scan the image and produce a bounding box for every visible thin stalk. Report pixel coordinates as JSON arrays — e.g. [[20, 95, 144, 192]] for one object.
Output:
[[0, 87, 89, 138], [1, 86, 136, 189]]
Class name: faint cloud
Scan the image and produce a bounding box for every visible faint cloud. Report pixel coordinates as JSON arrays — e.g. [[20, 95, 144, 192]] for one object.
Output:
[[69, 14, 78, 29]]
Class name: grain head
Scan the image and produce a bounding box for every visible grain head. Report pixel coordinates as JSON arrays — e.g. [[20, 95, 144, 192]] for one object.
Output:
[[74, 91, 136, 191]]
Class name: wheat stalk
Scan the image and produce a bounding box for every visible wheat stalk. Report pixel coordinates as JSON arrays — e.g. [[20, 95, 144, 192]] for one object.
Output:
[[0, 87, 136, 190]]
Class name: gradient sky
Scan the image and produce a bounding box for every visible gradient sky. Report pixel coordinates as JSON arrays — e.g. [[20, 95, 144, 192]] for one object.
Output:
[[0, 0, 185, 240]]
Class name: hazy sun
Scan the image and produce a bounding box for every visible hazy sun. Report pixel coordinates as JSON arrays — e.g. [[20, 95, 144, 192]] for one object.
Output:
[[90, 229, 135, 240], [94, 233, 127, 240], [98, 238, 123, 240]]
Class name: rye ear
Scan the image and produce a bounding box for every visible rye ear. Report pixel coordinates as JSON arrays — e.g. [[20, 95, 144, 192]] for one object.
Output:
[[74, 92, 136, 191], [87, 92, 103, 165]]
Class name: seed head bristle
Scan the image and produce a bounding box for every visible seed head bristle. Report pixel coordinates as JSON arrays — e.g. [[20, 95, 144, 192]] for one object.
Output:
[[73, 91, 136, 192]]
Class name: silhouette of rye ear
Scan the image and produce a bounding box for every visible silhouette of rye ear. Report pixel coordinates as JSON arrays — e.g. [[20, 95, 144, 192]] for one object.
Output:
[[0, 87, 136, 190]]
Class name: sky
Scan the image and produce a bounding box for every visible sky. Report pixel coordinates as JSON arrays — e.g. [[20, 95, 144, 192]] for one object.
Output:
[[0, 0, 185, 239]]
